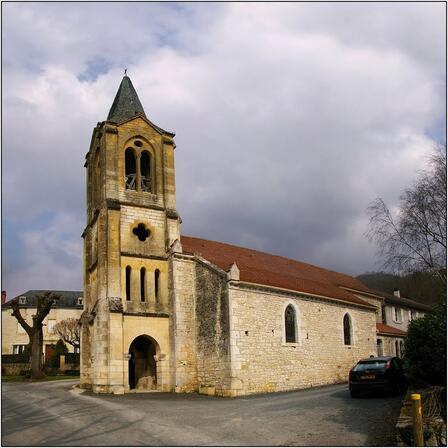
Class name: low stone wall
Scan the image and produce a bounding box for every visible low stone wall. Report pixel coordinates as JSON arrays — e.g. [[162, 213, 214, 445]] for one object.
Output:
[[2, 363, 30, 376], [59, 354, 80, 373], [1, 354, 79, 376], [2, 354, 30, 376]]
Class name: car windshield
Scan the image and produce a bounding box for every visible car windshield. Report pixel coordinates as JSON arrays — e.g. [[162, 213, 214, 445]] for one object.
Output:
[[353, 361, 387, 372]]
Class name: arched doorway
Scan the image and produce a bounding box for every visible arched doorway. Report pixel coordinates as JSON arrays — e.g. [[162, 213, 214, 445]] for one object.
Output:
[[128, 335, 158, 391]]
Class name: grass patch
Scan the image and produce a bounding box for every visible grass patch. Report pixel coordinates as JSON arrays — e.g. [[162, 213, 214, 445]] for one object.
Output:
[[2, 374, 79, 383]]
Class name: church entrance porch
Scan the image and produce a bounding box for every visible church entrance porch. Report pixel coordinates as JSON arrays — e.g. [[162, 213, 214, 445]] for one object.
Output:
[[128, 335, 158, 391]]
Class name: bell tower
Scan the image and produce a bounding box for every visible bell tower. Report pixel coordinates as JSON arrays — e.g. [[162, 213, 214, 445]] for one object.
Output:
[[80, 74, 179, 394]]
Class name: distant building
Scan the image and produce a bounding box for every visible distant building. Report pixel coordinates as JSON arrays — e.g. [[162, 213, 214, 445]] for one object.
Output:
[[2, 290, 83, 361], [80, 74, 431, 396], [377, 289, 431, 357]]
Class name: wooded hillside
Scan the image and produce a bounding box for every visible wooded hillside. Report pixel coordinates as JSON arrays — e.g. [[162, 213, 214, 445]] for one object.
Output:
[[357, 271, 445, 307]]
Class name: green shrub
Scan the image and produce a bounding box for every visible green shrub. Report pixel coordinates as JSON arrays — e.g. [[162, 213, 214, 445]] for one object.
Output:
[[50, 339, 68, 368], [2, 354, 30, 364], [404, 305, 446, 387], [65, 353, 80, 365]]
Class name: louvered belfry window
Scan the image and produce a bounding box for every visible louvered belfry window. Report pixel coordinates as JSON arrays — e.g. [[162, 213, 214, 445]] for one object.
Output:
[[125, 148, 137, 190], [285, 305, 296, 343]]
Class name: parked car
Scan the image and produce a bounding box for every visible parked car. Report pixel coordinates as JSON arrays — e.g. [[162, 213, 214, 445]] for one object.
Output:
[[348, 356, 407, 398]]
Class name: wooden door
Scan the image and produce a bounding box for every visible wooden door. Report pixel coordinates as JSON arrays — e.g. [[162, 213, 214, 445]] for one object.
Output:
[[45, 344, 56, 364]]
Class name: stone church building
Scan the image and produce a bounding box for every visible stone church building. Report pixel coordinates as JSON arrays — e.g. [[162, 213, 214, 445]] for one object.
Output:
[[80, 75, 413, 396]]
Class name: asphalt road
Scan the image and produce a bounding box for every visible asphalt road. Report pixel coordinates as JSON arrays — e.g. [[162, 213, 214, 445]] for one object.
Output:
[[2, 380, 403, 446]]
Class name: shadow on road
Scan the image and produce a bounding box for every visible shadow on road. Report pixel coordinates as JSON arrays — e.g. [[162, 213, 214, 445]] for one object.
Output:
[[327, 388, 404, 446]]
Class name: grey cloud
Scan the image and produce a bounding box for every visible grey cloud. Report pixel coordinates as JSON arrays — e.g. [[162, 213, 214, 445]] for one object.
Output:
[[2, 2, 444, 298]]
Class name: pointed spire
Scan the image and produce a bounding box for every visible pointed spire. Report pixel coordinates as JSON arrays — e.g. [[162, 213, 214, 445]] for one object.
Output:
[[107, 75, 147, 123]]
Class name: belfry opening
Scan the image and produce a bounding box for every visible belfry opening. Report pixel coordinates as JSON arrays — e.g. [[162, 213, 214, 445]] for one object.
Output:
[[128, 335, 158, 391]]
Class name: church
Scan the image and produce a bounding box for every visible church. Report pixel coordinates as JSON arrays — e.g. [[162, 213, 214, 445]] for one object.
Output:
[[79, 75, 415, 396]]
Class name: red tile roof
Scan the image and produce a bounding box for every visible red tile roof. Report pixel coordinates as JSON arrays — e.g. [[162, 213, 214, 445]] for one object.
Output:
[[376, 323, 406, 336], [181, 236, 376, 307]]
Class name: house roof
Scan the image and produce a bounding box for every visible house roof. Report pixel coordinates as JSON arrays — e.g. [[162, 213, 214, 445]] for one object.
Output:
[[376, 323, 406, 337], [181, 236, 377, 308], [2, 290, 83, 310], [381, 292, 432, 312]]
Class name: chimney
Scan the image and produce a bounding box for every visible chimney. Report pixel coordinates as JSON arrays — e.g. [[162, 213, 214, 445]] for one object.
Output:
[[393, 289, 400, 298], [1, 291, 6, 304]]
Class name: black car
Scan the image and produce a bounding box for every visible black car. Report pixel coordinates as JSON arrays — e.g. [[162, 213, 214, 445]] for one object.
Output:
[[348, 356, 407, 398]]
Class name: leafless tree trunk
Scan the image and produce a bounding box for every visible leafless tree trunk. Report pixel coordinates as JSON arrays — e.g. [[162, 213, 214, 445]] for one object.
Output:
[[367, 145, 447, 286], [11, 292, 59, 379]]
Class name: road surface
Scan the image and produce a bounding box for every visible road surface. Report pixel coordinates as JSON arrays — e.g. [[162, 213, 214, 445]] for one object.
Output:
[[2, 380, 403, 446]]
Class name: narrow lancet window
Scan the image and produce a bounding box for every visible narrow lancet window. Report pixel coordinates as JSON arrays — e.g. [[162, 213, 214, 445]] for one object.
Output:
[[140, 267, 146, 302], [126, 266, 132, 301], [154, 269, 160, 303], [140, 151, 151, 192], [285, 305, 296, 343], [125, 148, 137, 190], [343, 313, 352, 345]]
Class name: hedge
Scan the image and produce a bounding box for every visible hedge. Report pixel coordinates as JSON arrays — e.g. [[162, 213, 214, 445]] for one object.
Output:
[[2, 354, 30, 364], [65, 353, 80, 365]]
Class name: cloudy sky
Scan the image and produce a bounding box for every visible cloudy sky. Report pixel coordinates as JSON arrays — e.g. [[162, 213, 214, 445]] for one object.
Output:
[[2, 2, 446, 299]]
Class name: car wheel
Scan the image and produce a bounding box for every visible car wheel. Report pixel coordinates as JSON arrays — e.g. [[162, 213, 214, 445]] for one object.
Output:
[[350, 390, 360, 398]]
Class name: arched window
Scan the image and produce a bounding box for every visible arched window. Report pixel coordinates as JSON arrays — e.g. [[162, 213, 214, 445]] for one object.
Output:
[[140, 267, 146, 302], [140, 151, 151, 192], [343, 313, 352, 345], [125, 266, 131, 301], [154, 269, 160, 303], [125, 148, 137, 190], [285, 305, 296, 343]]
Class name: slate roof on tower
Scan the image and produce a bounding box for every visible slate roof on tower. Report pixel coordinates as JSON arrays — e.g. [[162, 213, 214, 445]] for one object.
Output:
[[107, 75, 147, 124], [181, 235, 378, 307], [106, 75, 175, 136]]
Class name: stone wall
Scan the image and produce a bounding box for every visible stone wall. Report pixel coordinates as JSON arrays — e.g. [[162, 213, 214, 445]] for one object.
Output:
[[379, 335, 404, 357], [2, 363, 30, 376], [170, 255, 198, 392], [354, 294, 383, 323], [120, 256, 169, 313], [195, 261, 231, 395], [120, 205, 166, 257], [228, 285, 377, 395]]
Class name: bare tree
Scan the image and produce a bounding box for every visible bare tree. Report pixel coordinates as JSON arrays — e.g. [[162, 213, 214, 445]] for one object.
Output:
[[11, 292, 60, 379], [53, 318, 80, 350], [367, 145, 447, 285]]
